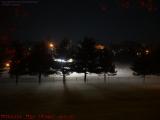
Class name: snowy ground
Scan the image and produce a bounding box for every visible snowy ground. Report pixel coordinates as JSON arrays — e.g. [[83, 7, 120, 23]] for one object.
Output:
[[0, 65, 160, 120]]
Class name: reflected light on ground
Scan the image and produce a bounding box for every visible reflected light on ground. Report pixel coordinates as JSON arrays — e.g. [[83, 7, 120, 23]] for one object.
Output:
[[69, 72, 84, 77], [115, 68, 133, 77]]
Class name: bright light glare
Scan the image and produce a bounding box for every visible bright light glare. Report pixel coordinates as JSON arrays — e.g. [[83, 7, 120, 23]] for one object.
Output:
[[49, 43, 54, 48], [54, 58, 73, 63], [5, 63, 10, 67], [69, 72, 84, 77], [145, 50, 149, 55], [68, 58, 73, 63], [55, 59, 66, 63], [115, 67, 133, 77]]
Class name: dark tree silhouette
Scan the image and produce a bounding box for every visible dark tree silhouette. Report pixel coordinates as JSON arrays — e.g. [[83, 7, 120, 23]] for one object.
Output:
[[0, 58, 4, 76], [9, 41, 28, 83], [0, 46, 5, 75], [151, 46, 160, 75], [28, 41, 53, 83], [0, 50, 6, 75], [131, 48, 153, 82], [73, 37, 97, 83], [56, 38, 72, 83], [0, 38, 14, 76], [95, 45, 116, 82]]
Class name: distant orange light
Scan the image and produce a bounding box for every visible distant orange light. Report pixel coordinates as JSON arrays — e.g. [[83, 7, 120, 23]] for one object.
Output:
[[49, 43, 54, 48], [5, 63, 10, 67], [95, 44, 105, 50]]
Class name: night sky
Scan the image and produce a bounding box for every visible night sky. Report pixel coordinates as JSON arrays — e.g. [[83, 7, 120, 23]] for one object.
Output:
[[0, 0, 160, 44]]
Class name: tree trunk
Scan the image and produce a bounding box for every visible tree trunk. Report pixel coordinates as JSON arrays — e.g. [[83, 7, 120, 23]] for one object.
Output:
[[143, 75, 145, 84], [104, 73, 106, 83], [63, 73, 66, 84], [62, 66, 66, 84], [16, 73, 18, 84], [84, 72, 87, 83], [38, 72, 42, 84]]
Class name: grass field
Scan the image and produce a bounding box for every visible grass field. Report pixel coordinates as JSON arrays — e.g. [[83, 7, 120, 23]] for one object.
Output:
[[0, 74, 160, 120]]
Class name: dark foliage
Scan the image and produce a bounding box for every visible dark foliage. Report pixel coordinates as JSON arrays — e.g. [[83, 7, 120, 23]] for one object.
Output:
[[0, 59, 4, 76], [73, 37, 98, 82], [28, 41, 53, 83], [9, 41, 28, 82], [95, 47, 116, 80], [1, 38, 116, 83], [131, 46, 160, 80]]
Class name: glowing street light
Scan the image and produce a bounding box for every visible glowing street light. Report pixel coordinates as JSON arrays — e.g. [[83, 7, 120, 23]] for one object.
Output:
[[49, 42, 54, 49], [145, 49, 150, 55], [48, 42, 55, 50], [5, 63, 10, 67], [4, 62, 11, 70]]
